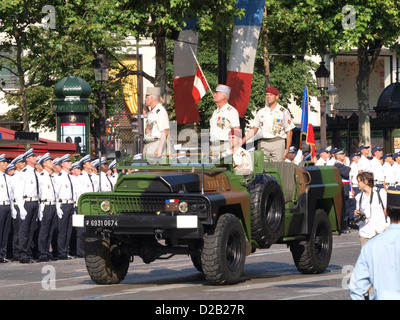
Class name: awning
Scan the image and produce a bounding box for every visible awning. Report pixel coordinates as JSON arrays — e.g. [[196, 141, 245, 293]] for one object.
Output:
[[0, 127, 77, 159]]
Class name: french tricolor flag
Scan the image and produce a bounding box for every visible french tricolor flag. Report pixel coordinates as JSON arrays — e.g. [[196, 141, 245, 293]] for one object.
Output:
[[173, 19, 200, 124], [192, 67, 208, 104], [226, 0, 264, 118]]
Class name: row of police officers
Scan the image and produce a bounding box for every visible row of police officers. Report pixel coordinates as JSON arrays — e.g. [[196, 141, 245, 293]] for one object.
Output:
[[0, 149, 117, 263]]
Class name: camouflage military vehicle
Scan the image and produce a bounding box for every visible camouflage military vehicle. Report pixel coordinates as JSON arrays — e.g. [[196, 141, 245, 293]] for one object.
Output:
[[73, 150, 343, 285]]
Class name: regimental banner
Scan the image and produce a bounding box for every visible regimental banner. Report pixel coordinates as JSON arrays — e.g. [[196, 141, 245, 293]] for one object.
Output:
[[173, 19, 200, 124], [226, 0, 265, 118]]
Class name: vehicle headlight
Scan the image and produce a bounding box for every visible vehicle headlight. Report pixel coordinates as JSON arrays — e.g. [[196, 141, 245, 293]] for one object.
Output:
[[101, 200, 111, 212], [178, 201, 189, 213]]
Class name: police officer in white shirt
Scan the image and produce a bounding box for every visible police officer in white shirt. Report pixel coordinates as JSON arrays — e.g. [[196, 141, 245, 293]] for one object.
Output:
[[143, 87, 170, 159], [315, 148, 330, 166], [80, 155, 98, 193], [69, 161, 83, 257], [15, 148, 40, 263], [0, 154, 12, 263], [37, 153, 58, 261], [55, 154, 75, 260], [209, 84, 240, 157], [357, 145, 372, 174], [108, 159, 118, 187], [370, 146, 385, 189], [393, 153, 400, 187], [383, 153, 395, 189]]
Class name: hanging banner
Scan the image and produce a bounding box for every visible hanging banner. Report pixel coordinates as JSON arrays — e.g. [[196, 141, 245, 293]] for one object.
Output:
[[226, 0, 264, 117]]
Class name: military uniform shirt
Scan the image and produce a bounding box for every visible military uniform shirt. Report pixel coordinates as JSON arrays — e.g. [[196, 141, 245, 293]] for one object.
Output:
[[38, 171, 57, 202], [358, 155, 372, 173], [80, 171, 99, 193], [144, 103, 170, 142], [55, 170, 74, 201], [0, 172, 11, 202], [15, 165, 39, 201], [254, 104, 295, 139], [232, 147, 253, 173], [210, 103, 240, 142], [370, 157, 385, 182]]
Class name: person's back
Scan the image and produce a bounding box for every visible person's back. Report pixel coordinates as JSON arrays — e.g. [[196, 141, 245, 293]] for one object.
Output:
[[349, 219, 400, 299]]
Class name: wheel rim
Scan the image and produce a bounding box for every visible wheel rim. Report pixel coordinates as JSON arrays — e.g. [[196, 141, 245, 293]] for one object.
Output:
[[314, 223, 329, 261], [226, 230, 243, 272], [264, 193, 281, 231]]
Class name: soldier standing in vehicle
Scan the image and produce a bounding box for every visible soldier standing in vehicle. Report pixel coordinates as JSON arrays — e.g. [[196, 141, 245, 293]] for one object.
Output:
[[209, 84, 240, 157], [143, 87, 170, 159], [241, 87, 295, 162]]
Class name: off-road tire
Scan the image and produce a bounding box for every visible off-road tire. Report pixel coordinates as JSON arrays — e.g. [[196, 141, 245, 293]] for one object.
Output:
[[290, 209, 332, 274], [201, 214, 246, 285], [247, 174, 285, 248], [84, 238, 130, 284]]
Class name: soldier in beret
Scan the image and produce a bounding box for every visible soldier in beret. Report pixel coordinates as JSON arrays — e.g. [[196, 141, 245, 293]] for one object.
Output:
[[242, 86, 295, 162]]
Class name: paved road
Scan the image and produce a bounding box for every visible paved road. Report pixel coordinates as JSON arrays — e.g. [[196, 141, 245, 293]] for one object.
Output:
[[0, 229, 361, 302]]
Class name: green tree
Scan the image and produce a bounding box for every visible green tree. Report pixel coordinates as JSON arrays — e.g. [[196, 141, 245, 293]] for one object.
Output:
[[264, 0, 400, 146]]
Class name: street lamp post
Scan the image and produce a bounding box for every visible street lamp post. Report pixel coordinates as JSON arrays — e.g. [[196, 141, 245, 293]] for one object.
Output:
[[93, 49, 110, 157], [315, 60, 330, 148]]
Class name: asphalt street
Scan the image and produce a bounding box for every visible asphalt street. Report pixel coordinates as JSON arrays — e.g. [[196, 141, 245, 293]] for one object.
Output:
[[0, 227, 362, 303]]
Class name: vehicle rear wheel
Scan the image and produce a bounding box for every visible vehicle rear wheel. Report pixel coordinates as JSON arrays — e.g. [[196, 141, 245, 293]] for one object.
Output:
[[84, 237, 130, 284], [201, 214, 246, 285], [247, 174, 285, 248], [290, 209, 332, 274]]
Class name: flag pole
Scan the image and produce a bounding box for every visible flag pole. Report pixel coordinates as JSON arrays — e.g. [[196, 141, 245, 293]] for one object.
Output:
[[189, 46, 214, 96]]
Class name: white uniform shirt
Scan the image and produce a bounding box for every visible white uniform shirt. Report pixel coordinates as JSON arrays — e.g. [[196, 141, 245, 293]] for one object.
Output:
[[210, 103, 240, 142], [232, 147, 253, 174], [80, 171, 99, 193], [0, 172, 11, 202], [383, 162, 395, 184], [315, 157, 328, 166], [55, 170, 75, 202], [350, 161, 359, 186], [355, 188, 389, 239], [144, 103, 169, 142], [254, 104, 295, 139], [357, 155, 372, 173], [370, 157, 384, 183], [38, 170, 57, 202], [16, 165, 39, 200]]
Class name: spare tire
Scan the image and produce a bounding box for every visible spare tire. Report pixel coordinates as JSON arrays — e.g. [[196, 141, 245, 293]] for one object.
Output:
[[247, 174, 285, 248]]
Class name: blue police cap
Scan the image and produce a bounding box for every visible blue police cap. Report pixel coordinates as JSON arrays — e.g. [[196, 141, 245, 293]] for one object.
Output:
[[59, 154, 71, 164], [358, 145, 370, 152], [22, 148, 35, 160], [372, 146, 383, 154], [6, 163, 15, 172], [52, 157, 61, 166], [109, 159, 117, 170], [11, 154, 25, 165], [71, 161, 81, 170], [92, 159, 99, 168], [0, 154, 6, 162], [80, 155, 91, 166], [38, 152, 52, 165]]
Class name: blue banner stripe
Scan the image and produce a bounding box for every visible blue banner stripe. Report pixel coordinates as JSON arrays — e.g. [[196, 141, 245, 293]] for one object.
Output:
[[234, 0, 264, 27]]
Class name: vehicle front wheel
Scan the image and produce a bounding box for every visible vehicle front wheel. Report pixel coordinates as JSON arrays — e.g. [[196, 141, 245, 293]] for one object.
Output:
[[84, 238, 130, 284], [201, 213, 246, 285]]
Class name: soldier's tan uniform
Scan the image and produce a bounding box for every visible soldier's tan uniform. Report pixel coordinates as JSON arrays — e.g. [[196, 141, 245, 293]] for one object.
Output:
[[255, 104, 295, 162], [143, 103, 169, 158]]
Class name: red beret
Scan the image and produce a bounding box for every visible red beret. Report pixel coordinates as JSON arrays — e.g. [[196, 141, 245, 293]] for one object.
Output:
[[229, 129, 242, 138], [266, 86, 279, 96]]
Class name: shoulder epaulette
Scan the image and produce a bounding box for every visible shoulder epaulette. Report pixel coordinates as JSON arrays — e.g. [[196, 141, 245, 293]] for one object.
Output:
[[279, 106, 286, 112], [22, 168, 27, 172]]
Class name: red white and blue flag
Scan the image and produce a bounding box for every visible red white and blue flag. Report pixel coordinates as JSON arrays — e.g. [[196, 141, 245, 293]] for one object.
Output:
[[173, 19, 200, 124], [300, 84, 316, 159], [226, 0, 265, 117], [192, 67, 208, 104]]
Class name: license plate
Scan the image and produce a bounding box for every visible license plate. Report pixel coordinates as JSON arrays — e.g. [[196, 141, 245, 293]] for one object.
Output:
[[85, 219, 118, 227]]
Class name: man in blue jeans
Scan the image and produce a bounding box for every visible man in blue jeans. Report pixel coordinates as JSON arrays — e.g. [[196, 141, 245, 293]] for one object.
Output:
[[349, 189, 400, 299]]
